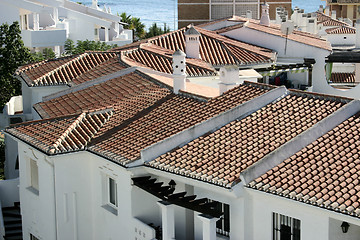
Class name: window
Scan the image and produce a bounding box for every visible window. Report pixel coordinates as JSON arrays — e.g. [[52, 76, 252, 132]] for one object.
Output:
[[273, 212, 300, 240], [30, 159, 39, 192], [30, 233, 39, 240], [108, 177, 118, 207], [208, 200, 230, 237]]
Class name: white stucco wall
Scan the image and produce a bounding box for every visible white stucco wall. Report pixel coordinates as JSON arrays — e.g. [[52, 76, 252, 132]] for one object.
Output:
[[248, 189, 360, 240], [4, 136, 19, 179], [325, 34, 356, 46], [18, 142, 57, 240]]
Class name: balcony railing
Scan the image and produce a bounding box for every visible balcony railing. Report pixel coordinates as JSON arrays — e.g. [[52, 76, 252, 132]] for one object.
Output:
[[21, 28, 66, 48], [329, 0, 360, 3]]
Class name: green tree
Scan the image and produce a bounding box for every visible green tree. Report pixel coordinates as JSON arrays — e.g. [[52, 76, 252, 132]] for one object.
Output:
[[42, 48, 56, 59], [145, 23, 170, 38], [64, 39, 116, 55], [119, 12, 145, 40], [0, 22, 32, 110]]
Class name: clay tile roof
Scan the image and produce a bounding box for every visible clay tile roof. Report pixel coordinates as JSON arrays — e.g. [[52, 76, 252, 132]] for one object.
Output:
[[139, 26, 275, 66], [88, 82, 271, 164], [16, 52, 122, 87], [249, 111, 360, 218], [317, 12, 349, 27], [325, 26, 356, 34], [330, 72, 357, 83], [34, 71, 171, 119], [147, 92, 346, 188], [121, 43, 216, 77], [6, 109, 113, 154]]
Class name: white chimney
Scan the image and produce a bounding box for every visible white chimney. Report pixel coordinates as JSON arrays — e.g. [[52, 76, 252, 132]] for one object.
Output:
[[246, 10, 252, 19], [319, 5, 324, 13], [331, 10, 337, 19], [172, 49, 186, 94], [185, 25, 201, 59], [260, 2, 270, 26], [325, 6, 330, 16], [92, 0, 98, 9], [291, 7, 299, 25], [356, 19, 360, 48], [218, 66, 240, 95]]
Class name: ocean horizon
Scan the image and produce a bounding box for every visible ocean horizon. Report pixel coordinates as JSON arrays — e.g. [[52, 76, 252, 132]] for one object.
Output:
[[74, 0, 324, 31]]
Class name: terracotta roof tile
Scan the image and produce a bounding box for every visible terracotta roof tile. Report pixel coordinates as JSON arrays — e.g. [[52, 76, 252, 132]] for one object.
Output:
[[17, 52, 122, 87], [325, 26, 356, 34], [6, 109, 113, 154], [147, 92, 345, 187], [34, 71, 170, 119], [121, 44, 216, 77], [317, 12, 349, 27], [330, 72, 357, 83], [250, 111, 360, 218]]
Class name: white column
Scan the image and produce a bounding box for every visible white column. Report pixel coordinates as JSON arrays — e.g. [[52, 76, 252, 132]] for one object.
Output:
[[33, 13, 39, 31], [157, 201, 176, 240], [54, 46, 60, 57], [355, 63, 360, 83], [197, 214, 219, 240], [104, 28, 109, 42], [53, 7, 59, 25]]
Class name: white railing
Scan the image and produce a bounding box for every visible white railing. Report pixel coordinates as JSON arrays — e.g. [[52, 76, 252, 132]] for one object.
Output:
[[21, 28, 67, 48], [132, 217, 157, 240], [0, 201, 5, 240]]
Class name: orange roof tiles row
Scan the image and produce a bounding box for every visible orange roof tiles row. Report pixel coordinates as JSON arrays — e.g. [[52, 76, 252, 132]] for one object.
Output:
[[330, 72, 356, 83], [122, 45, 216, 77], [34, 71, 171, 119], [147, 93, 345, 187], [18, 52, 119, 87], [326, 26, 356, 34], [7, 110, 112, 154], [249, 112, 360, 218]]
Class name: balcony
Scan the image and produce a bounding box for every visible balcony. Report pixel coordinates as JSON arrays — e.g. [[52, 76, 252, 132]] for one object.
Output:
[[21, 28, 67, 48], [329, 0, 360, 3]]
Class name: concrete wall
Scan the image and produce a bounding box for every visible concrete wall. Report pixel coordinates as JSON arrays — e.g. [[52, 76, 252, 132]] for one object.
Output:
[[325, 33, 356, 46]]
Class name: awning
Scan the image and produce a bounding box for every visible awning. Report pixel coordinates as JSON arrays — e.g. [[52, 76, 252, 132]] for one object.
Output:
[[259, 66, 309, 77]]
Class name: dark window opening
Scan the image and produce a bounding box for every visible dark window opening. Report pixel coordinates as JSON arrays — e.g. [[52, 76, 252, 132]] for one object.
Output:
[[273, 212, 300, 240], [208, 200, 230, 237], [15, 155, 19, 170]]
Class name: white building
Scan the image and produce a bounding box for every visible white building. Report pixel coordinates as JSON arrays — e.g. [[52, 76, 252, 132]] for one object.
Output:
[[3, 7, 360, 240], [0, 0, 132, 56]]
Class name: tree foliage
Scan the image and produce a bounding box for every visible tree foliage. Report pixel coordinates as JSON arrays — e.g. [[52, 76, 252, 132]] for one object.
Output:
[[119, 12, 145, 40], [64, 39, 116, 55], [0, 22, 32, 110], [145, 23, 170, 39]]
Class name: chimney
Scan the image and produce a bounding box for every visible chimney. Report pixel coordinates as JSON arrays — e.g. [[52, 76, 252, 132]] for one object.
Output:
[[356, 19, 360, 48], [92, 0, 98, 9], [185, 25, 201, 59], [325, 6, 330, 16], [319, 5, 324, 13], [218, 66, 240, 95], [260, 2, 270, 26], [172, 49, 186, 94], [331, 10, 337, 19], [246, 10, 252, 19], [291, 7, 299, 25]]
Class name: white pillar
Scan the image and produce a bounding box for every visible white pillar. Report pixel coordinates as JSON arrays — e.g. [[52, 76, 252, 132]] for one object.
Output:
[[355, 63, 360, 83], [197, 214, 219, 240], [53, 7, 59, 25], [105, 28, 109, 42], [54, 46, 60, 57], [157, 201, 176, 240], [33, 13, 39, 31]]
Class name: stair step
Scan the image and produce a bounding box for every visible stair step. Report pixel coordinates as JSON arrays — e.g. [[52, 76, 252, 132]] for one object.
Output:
[[3, 212, 21, 218], [6, 223, 22, 231], [4, 229, 22, 237], [4, 235, 23, 240]]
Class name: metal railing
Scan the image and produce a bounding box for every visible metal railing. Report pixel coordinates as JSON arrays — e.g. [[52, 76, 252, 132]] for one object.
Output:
[[0, 201, 5, 240]]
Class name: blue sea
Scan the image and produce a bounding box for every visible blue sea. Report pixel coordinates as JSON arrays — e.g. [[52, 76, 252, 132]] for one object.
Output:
[[73, 0, 324, 31]]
